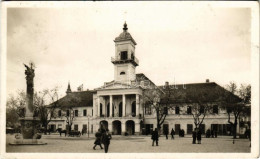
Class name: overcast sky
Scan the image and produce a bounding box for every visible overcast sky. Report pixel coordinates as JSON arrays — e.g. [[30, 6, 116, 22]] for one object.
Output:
[[6, 2, 251, 97]]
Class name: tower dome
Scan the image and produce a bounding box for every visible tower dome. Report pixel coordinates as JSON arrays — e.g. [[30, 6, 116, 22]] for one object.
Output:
[[114, 22, 137, 45]]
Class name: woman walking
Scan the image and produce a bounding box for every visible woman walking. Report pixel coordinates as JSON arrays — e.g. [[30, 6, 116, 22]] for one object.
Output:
[[93, 129, 103, 150]]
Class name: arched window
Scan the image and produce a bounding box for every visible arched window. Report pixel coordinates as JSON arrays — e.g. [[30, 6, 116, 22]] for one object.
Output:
[[175, 106, 180, 114], [120, 72, 126, 75], [187, 106, 192, 114]]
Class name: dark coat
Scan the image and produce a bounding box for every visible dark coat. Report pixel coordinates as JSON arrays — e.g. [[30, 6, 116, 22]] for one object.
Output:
[[171, 129, 175, 135], [102, 132, 112, 145], [197, 131, 202, 140], [151, 130, 159, 140], [192, 131, 197, 139], [94, 132, 102, 145], [164, 129, 169, 135]]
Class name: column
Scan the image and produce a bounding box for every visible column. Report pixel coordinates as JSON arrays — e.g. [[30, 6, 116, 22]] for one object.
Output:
[[136, 94, 140, 117], [108, 121, 112, 132], [110, 95, 113, 117], [123, 94, 126, 117], [121, 122, 126, 135], [135, 122, 140, 135], [97, 96, 100, 117]]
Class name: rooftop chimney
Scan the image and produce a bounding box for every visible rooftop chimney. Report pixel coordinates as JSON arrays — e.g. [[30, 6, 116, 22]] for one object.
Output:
[[206, 79, 210, 83]]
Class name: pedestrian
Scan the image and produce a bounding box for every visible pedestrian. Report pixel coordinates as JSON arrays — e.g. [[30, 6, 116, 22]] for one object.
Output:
[[82, 128, 85, 136], [192, 129, 197, 144], [170, 128, 175, 139], [211, 129, 214, 138], [164, 128, 169, 140], [101, 129, 112, 153], [197, 129, 202, 144], [93, 129, 103, 150], [206, 129, 210, 138], [151, 128, 159, 146]]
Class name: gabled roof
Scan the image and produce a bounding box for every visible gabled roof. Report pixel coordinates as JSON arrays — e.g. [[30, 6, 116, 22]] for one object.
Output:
[[51, 90, 95, 108], [158, 82, 241, 104]]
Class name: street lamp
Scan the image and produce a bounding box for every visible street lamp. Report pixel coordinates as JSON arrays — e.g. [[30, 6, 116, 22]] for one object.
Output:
[[87, 115, 91, 138]]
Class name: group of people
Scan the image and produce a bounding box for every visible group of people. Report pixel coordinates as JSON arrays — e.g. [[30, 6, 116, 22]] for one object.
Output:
[[93, 128, 112, 153], [192, 128, 202, 144], [206, 129, 218, 138]]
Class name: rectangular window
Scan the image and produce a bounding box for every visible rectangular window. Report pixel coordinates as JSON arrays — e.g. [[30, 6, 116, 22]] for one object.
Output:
[[145, 105, 152, 115], [91, 125, 93, 133], [74, 124, 78, 131], [58, 124, 62, 128], [120, 51, 128, 60], [187, 106, 192, 114], [175, 106, 180, 114], [200, 106, 205, 114], [175, 124, 181, 134], [187, 124, 193, 134], [92, 109, 93, 116], [83, 109, 87, 116], [66, 110, 69, 116], [75, 110, 78, 117], [213, 105, 218, 114], [58, 110, 62, 117]]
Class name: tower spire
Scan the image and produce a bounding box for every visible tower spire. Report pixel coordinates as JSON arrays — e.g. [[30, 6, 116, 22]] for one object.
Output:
[[66, 81, 72, 94], [123, 21, 128, 31]]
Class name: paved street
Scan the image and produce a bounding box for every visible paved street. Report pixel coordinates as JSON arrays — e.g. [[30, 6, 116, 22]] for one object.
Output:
[[6, 134, 250, 153]]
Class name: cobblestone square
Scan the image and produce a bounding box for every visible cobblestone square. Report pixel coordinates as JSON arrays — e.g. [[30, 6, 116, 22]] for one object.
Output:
[[6, 134, 250, 153]]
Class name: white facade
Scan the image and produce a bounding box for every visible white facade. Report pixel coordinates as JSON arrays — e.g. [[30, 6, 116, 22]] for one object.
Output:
[[49, 23, 239, 136]]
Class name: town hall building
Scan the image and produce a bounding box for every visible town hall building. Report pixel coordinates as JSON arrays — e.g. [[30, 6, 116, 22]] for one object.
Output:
[[48, 23, 245, 136]]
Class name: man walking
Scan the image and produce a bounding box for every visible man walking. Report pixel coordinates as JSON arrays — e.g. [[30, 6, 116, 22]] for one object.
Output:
[[197, 129, 202, 144], [101, 129, 112, 153], [151, 128, 159, 146], [170, 128, 175, 140], [164, 128, 169, 140], [192, 129, 197, 144]]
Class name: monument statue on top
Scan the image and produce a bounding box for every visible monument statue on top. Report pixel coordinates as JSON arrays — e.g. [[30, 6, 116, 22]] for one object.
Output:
[[10, 62, 46, 145], [24, 63, 35, 116]]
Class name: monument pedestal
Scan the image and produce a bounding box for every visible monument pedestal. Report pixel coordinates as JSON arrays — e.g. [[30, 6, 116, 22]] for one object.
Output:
[[9, 117, 47, 145]]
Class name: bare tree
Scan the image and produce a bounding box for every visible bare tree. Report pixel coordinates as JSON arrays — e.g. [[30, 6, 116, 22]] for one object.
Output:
[[34, 88, 60, 134], [143, 84, 184, 133], [57, 93, 81, 132], [222, 82, 250, 139]]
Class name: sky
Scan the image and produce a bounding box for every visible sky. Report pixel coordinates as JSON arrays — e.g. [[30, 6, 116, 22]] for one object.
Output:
[[6, 2, 251, 98]]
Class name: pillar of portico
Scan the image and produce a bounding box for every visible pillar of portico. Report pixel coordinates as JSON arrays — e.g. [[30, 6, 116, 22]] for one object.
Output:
[[135, 122, 140, 135], [136, 94, 140, 117], [110, 95, 113, 117], [121, 121, 126, 135], [122, 94, 126, 117], [108, 121, 113, 132], [97, 96, 100, 117]]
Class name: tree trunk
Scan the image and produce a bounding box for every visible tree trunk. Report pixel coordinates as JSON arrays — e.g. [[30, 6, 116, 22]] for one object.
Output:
[[233, 121, 237, 139], [44, 125, 48, 135]]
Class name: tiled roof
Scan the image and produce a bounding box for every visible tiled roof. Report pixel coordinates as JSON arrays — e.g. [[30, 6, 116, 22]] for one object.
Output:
[[52, 90, 95, 108], [158, 82, 241, 104]]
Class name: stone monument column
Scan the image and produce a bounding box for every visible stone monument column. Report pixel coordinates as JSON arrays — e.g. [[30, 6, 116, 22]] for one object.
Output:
[[20, 63, 38, 139], [10, 63, 46, 145]]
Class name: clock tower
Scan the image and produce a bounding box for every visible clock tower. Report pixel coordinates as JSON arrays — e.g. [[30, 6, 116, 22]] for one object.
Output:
[[111, 22, 139, 84]]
